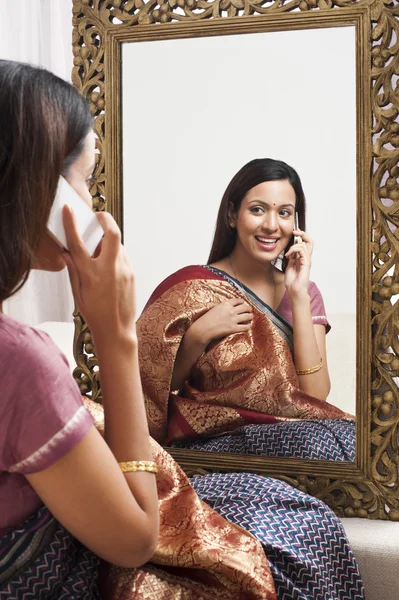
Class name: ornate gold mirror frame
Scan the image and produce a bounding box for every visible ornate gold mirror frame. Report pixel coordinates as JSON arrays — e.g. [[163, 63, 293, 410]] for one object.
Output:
[[71, 0, 399, 519]]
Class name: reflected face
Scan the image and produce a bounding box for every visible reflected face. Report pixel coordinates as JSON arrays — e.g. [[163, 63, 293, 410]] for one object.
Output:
[[34, 131, 96, 271], [231, 179, 296, 264]]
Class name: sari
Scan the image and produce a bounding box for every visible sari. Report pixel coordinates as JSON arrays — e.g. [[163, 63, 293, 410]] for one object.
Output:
[[0, 399, 276, 600], [137, 265, 352, 445], [173, 419, 356, 461], [0, 505, 100, 599], [90, 401, 364, 600], [86, 400, 275, 600], [0, 397, 275, 599], [0, 403, 364, 600]]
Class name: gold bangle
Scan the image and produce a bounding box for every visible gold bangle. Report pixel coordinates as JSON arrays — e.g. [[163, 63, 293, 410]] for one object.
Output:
[[119, 461, 158, 474], [296, 358, 323, 376]]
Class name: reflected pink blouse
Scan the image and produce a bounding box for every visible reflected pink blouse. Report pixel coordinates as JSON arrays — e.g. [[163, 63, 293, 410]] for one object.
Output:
[[0, 313, 93, 534], [277, 281, 331, 333]]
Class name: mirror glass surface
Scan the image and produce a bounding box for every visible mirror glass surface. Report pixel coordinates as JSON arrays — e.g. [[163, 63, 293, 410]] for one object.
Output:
[[122, 26, 356, 442]]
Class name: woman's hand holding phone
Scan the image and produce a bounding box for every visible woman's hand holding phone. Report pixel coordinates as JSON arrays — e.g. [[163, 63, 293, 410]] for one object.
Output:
[[284, 215, 314, 297], [47, 177, 104, 257], [62, 206, 137, 346], [293, 213, 302, 246]]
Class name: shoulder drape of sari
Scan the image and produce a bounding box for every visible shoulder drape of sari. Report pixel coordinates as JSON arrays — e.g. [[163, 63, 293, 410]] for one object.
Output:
[[85, 400, 276, 600], [137, 265, 350, 445]]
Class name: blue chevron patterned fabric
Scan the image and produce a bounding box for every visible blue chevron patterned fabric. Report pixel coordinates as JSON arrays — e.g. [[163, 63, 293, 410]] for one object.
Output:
[[0, 506, 100, 599], [190, 472, 365, 600], [173, 419, 356, 461]]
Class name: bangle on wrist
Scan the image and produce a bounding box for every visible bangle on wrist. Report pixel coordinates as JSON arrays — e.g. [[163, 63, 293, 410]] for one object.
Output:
[[119, 460, 158, 474], [296, 358, 323, 376]]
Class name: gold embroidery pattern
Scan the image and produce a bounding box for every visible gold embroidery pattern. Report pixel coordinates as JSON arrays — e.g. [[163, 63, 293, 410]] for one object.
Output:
[[174, 400, 244, 438], [84, 399, 276, 599], [137, 277, 350, 443]]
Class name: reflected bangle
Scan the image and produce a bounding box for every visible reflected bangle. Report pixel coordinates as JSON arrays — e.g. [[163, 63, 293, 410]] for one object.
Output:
[[296, 358, 323, 376], [119, 461, 158, 474]]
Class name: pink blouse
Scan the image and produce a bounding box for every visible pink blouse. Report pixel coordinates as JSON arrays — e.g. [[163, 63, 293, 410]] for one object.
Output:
[[276, 281, 331, 332], [0, 313, 93, 534]]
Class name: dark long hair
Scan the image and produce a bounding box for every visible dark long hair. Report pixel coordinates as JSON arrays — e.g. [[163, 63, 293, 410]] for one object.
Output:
[[0, 60, 93, 302], [207, 158, 306, 270]]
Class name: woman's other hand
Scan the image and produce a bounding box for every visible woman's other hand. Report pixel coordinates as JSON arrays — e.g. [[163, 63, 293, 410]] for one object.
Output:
[[190, 297, 253, 348], [170, 297, 253, 392], [62, 207, 136, 344], [284, 230, 314, 298]]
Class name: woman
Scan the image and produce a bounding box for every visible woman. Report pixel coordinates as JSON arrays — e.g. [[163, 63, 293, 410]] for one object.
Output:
[[137, 159, 355, 461], [0, 61, 363, 600], [0, 60, 276, 599]]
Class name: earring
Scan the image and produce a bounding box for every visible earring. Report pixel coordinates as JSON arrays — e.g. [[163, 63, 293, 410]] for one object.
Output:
[[229, 221, 235, 228]]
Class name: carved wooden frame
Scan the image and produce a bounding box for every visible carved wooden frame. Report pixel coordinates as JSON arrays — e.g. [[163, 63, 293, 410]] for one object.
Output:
[[71, 0, 399, 519]]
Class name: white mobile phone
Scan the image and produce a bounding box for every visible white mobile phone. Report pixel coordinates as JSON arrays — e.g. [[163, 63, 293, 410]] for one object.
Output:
[[294, 212, 301, 244], [47, 176, 104, 257]]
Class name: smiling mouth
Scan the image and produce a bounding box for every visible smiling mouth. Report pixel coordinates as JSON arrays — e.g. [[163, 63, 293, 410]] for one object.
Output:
[[255, 236, 280, 245]]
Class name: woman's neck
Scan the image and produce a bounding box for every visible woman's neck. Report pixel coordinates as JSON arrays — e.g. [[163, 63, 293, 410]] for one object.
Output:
[[228, 246, 275, 286]]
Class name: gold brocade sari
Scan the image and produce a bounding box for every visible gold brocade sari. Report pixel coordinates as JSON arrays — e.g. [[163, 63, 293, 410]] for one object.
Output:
[[137, 265, 350, 445], [85, 399, 276, 600]]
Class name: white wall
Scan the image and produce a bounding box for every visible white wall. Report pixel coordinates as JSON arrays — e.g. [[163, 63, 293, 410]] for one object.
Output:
[[0, 0, 74, 324], [122, 27, 357, 319]]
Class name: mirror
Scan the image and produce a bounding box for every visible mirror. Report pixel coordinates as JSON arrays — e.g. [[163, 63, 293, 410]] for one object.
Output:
[[72, 1, 399, 519], [122, 27, 357, 421]]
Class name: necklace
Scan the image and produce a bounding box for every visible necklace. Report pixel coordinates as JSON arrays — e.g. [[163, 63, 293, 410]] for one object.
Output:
[[229, 255, 277, 309]]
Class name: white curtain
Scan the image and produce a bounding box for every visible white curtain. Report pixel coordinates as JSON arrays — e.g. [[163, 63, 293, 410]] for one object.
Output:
[[0, 0, 75, 324]]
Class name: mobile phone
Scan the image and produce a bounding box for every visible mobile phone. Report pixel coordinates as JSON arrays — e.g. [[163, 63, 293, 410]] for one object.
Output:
[[47, 176, 104, 257], [294, 212, 302, 245]]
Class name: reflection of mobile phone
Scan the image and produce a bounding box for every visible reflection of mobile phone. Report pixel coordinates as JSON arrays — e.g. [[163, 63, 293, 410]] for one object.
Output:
[[294, 212, 302, 245], [47, 176, 104, 257]]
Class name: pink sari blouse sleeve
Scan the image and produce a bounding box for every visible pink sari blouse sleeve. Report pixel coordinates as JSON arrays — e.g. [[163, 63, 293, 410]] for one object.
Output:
[[308, 281, 331, 333], [0, 319, 93, 475], [276, 281, 331, 333]]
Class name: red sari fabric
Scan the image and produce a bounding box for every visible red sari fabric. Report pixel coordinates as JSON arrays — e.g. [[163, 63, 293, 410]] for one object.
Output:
[[137, 266, 350, 445], [85, 400, 276, 600]]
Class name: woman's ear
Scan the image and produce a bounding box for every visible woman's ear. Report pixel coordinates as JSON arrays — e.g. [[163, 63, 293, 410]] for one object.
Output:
[[227, 203, 236, 229]]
